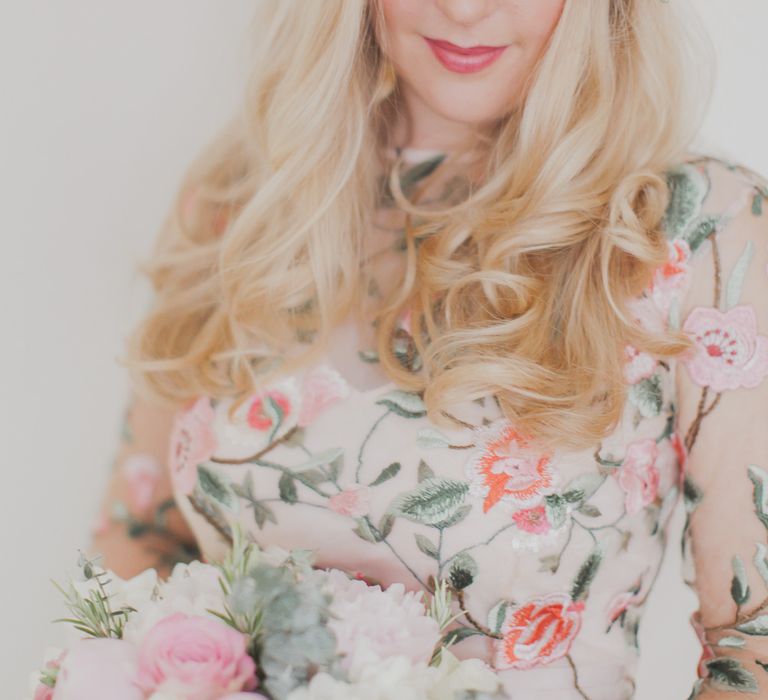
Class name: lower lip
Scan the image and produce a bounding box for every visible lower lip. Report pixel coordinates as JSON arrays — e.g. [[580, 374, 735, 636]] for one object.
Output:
[[424, 38, 507, 74]]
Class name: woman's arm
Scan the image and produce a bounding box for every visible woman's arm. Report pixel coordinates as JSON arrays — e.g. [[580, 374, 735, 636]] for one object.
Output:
[[84, 390, 201, 580], [673, 160, 768, 697]]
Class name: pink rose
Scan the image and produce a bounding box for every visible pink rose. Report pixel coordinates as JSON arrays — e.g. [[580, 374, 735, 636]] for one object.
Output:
[[615, 438, 660, 515], [135, 612, 258, 699], [328, 484, 371, 518], [122, 453, 161, 513], [512, 505, 550, 534], [623, 344, 657, 384], [681, 304, 768, 392], [51, 638, 142, 700], [298, 365, 351, 426], [168, 397, 217, 496]]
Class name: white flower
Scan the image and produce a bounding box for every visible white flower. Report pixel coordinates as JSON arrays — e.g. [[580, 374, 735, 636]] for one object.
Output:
[[315, 569, 442, 672], [121, 560, 226, 645]]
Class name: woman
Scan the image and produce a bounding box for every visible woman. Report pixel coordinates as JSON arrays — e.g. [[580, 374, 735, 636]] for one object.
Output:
[[88, 1, 768, 698]]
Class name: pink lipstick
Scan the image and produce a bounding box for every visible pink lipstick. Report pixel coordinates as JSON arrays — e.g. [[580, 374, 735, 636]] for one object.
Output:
[[424, 37, 507, 74]]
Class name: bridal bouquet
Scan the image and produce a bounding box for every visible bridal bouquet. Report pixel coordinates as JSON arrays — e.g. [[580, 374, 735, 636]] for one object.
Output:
[[27, 524, 504, 700]]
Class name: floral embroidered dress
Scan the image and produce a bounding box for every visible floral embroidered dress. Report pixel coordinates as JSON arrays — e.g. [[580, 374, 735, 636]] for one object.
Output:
[[105, 151, 768, 700]]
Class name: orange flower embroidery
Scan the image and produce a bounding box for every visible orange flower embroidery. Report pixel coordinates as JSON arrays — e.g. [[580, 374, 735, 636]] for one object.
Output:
[[495, 593, 584, 670], [465, 418, 557, 513]]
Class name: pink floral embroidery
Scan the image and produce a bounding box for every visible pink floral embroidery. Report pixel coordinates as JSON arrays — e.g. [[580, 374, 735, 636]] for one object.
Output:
[[32, 651, 66, 700], [623, 344, 657, 384], [614, 437, 660, 515], [681, 304, 768, 391], [246, 390, 293, 431], [328, 484, 372, 518], [649, 239, 692, 316], [298, 365, 351, 427], [168, 397, 217, 496], [512, 505, 551, 534], [122, 453, 161, 514], [494, 593, 584, 670], [465, 419, 557, 514]]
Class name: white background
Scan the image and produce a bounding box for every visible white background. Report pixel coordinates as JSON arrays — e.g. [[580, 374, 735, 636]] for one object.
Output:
[[2, 2, 767, 698]]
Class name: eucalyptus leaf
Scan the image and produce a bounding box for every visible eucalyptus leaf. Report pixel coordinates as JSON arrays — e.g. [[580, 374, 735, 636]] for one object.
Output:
[[370, 462, 402, 486]]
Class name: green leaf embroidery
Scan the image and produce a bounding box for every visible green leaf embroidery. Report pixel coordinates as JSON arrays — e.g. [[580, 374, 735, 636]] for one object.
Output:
[[571, 546, 603, 601], [747, 465, 768, 530], [754, 543, 768, 588], [416, 427, 453, 449], [579, 504, 602, 518], [705, 657, 759, 693], [414, 533, 439, 559], [278, 473, 298, 504], [628, 374, 663, 418], [263, 394, 285, 444], [197, 464, 238, 513], [387, 477, 469, 526], [487, 601, 510, 635], [662, 164, 709, 241], [564, 473, 605, 503], [446, 552, 478, 590], [433, 504, 472, 529], [375, 389, 427, 418], [731, 555, 751, 606], [544, 493, 568, 529], [352, 517, 381, 543], [369, 462, 402, 486], [736, 614, 768, 636], [753, 192, 764, 217], [378, 513, 395, 539], [441, 626, 483, 647], [725, 240, 754, 309], [716, 636, 746, 649], [682, 475, 704, 513], [417, 460, 436, 482], [400, 154, 446, 196], [684, 215, 720, 254]]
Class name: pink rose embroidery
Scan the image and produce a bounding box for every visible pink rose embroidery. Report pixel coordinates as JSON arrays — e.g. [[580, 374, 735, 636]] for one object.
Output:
[[122, 453, 161, 514], [681, 304, 768, 391], [623, 344, 657, 384], [649, 239, 692, 316], [247, 390, 293, 431], [298, 365, 351, 427], [32, 651, 66, 700], [466, 418, 557, 514], [494, 593, 584, 670], [328, 484, 371, 518], [136, 612, 258, 699], [168, 397, 217, 496], [512, 505, 551, 534], [615, 437, 660, 515]]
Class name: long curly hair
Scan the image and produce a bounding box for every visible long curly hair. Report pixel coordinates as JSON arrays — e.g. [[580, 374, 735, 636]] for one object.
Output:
[[122, 0, 714, 452]]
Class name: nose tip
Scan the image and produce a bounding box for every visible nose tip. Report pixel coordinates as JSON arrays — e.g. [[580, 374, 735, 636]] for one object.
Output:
[[435, 0, 498, 26]]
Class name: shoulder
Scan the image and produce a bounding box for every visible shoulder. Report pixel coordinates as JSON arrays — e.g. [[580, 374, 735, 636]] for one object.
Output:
[[661, 151, 768, 257]]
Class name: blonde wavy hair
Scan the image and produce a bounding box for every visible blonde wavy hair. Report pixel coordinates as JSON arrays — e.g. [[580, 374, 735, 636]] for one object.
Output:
[[123, 0, 714, 452]]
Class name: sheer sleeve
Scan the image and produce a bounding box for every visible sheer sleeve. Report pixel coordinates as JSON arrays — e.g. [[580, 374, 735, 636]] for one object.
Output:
[[85, 389, 201, 580], [669, 157, 768, 697]]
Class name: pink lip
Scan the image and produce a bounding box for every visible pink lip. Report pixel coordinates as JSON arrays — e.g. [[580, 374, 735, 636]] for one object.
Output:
[[424, 37, 507, 74]]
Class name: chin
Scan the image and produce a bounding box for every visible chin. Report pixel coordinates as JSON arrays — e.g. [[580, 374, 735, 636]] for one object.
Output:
[[415, 80, 518, 128]]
